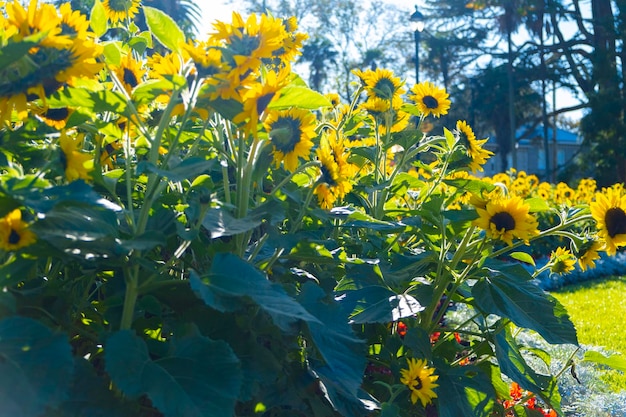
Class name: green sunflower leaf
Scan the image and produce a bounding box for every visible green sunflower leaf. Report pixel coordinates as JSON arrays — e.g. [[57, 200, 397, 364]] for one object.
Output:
[[436, 364, 496, 417], [494, 325, 562, 414], [269, 86, 331, 110], [105, 330, 242, 417], [143, 6, 185, 53], [583, 351, 626, 372], [90, 0, 108, 38], [0, 317, 74, 417], [510, 251, 536, 266], [472, 266, 578, 345], [189, 253, 320, 330]]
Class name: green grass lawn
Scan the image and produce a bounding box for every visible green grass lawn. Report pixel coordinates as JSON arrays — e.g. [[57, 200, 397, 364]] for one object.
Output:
[[552, 276, 626, 391]]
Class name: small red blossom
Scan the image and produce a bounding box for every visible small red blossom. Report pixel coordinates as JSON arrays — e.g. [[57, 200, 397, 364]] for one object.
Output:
[[430, 331, 440, 344], [397, 321, 407, 337]]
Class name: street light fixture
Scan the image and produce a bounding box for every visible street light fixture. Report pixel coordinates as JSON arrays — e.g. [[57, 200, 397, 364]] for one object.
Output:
[[410, 5, 425, 84]]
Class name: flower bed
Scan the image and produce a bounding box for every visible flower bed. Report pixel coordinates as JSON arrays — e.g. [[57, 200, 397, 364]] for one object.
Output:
[[1, 2, 626, 417]]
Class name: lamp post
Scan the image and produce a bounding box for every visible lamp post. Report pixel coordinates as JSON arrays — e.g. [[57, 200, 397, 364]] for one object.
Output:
[[410, 6, 425, 84]]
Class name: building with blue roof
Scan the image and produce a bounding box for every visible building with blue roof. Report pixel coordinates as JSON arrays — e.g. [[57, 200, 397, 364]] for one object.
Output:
[[482, 125, 582, 178]]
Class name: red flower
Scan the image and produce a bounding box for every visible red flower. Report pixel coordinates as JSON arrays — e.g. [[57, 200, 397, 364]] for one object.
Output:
[[397, 321, 407, 337]]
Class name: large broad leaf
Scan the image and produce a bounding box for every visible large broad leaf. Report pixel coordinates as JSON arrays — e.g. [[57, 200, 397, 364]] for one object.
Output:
[[583, 351, 626, 372], [436, 364, 496, 417], [143, 6, 184, 53], [89, 0, 108, 37], [297, 283, 371, 417], [268, 86, 331, 109], [105, 330, 241, 417], [201, 208, 263, 238], [0, 317, 74, 417], [45, 358, 135, 417], [494, 327, 562, 414], [190, 253, 320, 330], [49, 87, 129, 116], [342, 286, 424, 324], [137, 156, 215, 182], [472, 267, 577, 345]]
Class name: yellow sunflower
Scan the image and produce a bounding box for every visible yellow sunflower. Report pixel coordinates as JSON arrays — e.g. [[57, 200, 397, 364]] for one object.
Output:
[[0, 209, 36, 252], [549, 247, 576, 275], [264, 108, 316, 172], [399, 358, 439, 407], [113, 53, 146, 94], [314, 137, 353, 209], [410, 81, 451, 118], [576, 239, 602, 272], [59, 131, 93, 181], [58, 2, 90, 39], [473, 195, 539, 246], [37, 106, 73, 129], [102, 0, 140, 24], [456, 120, 493, 173], [590, 187, 626, 256], [233, 69, 289, 137], [211, 12, 286, 79], [354, 68, 405, 101]]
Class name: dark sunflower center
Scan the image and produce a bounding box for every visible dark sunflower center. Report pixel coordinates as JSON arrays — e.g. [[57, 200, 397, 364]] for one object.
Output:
[[490, 211, 515, 232], [61, 22, 77, 36], [373, 78, 395, 100], [109, 0, 131, 11], [8, 228, 21, 245], [269, 116, 302, 153], [44, 107, 70, 121], [605, 207, 626, 237], [229, 34, 261, 57], [319, 163, 337, 187], [423, 95, 439, 109], [257, 93, 275, 115], [123, 68, 139, 88], [415, 376, 423, 390]]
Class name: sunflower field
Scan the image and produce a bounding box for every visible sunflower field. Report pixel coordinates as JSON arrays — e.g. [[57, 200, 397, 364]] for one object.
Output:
[[1, 1, 626, 417]]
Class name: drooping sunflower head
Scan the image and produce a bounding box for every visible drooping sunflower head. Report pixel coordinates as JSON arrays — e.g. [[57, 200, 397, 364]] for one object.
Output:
[[314, 136, 353, 209], [550, 247, 576, 275], [456, 120, 493, 173], [575, 238, 602, 272], [102, 0, 141, 24], [399, 358, 439, 407], [410, 81, 451, 118], [472, 195, 539, 246], [590, 187, 626, 256], [264, 108, 317, 172], [0, 209, 37, 252]]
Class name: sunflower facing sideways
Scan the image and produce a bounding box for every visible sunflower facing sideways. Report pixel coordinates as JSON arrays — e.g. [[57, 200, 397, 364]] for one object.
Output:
[[456, 120, 493, 173], [314, 135, 353, 209], [399, 358, 439, 407], [575, 238, 602, 272], [473, 194, 539, 246], [264, 108, 316, 172], [590, 186, 626, 256], [549, 247, 576, 275], [410, 81, 451, 118]]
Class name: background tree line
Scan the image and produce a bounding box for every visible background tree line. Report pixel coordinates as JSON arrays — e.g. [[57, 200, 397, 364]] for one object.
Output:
[[236, 0, 626, 186]]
